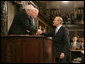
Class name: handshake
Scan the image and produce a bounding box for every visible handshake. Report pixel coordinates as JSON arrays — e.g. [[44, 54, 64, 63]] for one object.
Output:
[[36, 29, 43, 35], [26, 29, 43, 35]]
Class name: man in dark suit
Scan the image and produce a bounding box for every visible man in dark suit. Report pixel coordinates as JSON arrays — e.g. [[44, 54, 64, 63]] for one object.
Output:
[[37, 16, 70, 63], [8, 5, 39, 35], [26, 8, 39, 35]]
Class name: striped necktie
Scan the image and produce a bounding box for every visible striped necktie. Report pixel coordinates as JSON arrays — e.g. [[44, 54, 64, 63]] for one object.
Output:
[[33, 18, 35, 25]]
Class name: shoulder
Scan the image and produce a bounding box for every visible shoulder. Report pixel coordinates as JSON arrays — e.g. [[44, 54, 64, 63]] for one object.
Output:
[[19, 9, 25, 13], [14, 9, 25, 17], [18, 9, 27, 16], [61, 26, 69, 32]]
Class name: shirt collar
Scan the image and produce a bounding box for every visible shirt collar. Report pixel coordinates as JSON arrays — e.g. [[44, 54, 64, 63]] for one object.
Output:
[[74, 42, 77, 44], [57, 25, 62, 30]]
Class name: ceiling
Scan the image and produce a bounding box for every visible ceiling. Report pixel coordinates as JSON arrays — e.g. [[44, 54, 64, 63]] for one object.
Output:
[[34, 1, 84, 8]]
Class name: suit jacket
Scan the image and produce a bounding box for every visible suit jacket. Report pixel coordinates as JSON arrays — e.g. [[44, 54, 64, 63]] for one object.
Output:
[[42, 26, 70, 58], [27, 18, 38, 35], [8, 9, 38, 35]]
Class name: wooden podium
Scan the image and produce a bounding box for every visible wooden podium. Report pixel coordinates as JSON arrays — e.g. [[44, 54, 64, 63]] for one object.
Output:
[[1, 35, 53, 63]]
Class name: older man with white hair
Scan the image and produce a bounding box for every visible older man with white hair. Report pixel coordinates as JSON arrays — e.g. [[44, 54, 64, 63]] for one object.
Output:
[[26, 8, 40, 35], [26, 7, 40, 35], [8, 5, 38, 35], [25, 5, 35, 16]]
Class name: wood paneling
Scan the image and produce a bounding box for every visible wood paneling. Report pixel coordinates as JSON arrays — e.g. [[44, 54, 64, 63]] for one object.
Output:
[[1, 35, 53, 63]]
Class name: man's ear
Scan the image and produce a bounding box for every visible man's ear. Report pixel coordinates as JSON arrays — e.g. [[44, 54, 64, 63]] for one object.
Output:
[[60, 21, 63, 24]]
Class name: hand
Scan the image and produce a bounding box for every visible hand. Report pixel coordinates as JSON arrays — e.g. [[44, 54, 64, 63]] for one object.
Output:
[[60, 53, 65, 59], [26, 30, 30, 33], [36, 29, 43, 35], [73, 44, 76, 49]]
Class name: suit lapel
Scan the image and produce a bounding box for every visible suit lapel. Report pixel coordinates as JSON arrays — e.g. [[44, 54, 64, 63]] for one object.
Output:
[[30, 17, 34, 25], [53, 30, 56, 37], [54, 26, 63, 36], [34, 19, 37, 26]]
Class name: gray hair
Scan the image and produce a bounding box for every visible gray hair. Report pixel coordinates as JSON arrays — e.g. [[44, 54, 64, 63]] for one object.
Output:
[[25, 5, 35, 10], [34, 8, 39, 13], [57, 16, 63, 22]]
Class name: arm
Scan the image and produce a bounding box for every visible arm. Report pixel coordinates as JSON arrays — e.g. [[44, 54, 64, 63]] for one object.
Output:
[[62, 28, 70, 53], [77, 42, 81, 49], [36, 19, 38, 29], [20, 12, 37, 33], [60, 28, 70, 59], [41, 30, 54, 37]]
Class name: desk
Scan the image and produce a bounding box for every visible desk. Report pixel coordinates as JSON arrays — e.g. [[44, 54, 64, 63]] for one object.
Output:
[[1, 35, 53, 63], [70, 49, 84, 63]]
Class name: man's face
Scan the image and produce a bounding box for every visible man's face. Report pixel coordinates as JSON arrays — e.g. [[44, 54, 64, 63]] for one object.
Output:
[[27, 9, 33, 16], [26, 9, 31, 16], [53, 17, 61, 26], [31, 10, 38, 18]]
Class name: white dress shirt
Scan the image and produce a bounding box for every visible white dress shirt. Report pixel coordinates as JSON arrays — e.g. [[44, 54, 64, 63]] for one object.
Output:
[[55, 25, 62, 34], [73, 42, 77, 45]]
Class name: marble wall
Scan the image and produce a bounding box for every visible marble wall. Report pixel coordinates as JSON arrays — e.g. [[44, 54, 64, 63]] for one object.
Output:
[[1, 1, 17, 36], [1, 1, 8, 36]]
